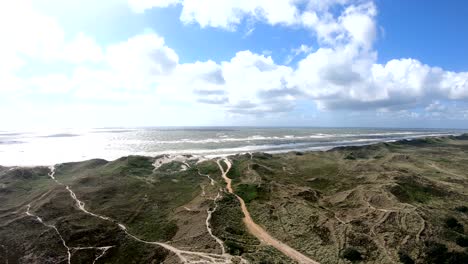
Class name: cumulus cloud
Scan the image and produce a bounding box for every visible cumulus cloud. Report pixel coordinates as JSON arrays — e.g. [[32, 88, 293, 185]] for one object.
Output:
[[106, 34, 178, 78], [153, 50, 297, 114], [128, 0, 377, 49], [219, 51, 296, 112], [2, 0, 468, 127], [0, 0, 111, 72], [183, 0, 301, 29], [29, 74, 73, 94], [65, 32, 180, 100], [291, 45, 468, 111], [285, 44, 313, 64], [62, 33, 104, 64], [166, 0, 468, 115], [425, 101, 446, 112], [0, 1, 63, 60], [128, 0, 463, 114], [129, 0, 302, 29], [128, 0, 181, 12]]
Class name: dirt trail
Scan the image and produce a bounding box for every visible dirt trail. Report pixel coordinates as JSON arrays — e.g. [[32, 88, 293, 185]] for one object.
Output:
[[370, 211, 395, 263], [428, 163, 463, 178], [25, 204, 72, 264], [206, 192, 226, 255], [198, 170, 216, 186], [217, 159, 320, 264], [25, 204, 113, 264], [45, 166, 246, 264]]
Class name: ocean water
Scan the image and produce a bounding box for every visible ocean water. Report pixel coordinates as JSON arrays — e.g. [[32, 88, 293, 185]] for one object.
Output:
[[0, 127, 464, 166]]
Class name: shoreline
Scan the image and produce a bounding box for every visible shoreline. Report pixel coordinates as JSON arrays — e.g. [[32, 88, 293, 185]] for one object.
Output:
[[2, 133, 466, 168]]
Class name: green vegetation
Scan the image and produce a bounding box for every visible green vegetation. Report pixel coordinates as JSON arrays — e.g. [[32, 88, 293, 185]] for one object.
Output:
[[306, 178, 332, 190], [423, 241, 468, 264], [210, 194, 292, 262], [456, 235, 468, 247], [445, 217, 464, 233], [1, 135, 468, 263], [236, 184, 259, 203], [398, 251, 415, 264], [101, 155, 155, 177], [342, 247, 363, 262], [235, 183, 270, 203], [226, 159, 243, 184], [211, 194, 255, 254], [225, 135, 468, 263], [455, 205, 468, 213], [389, 176, 446, 203], [0, 156, 205, 262], [197, 160, 222, 177]]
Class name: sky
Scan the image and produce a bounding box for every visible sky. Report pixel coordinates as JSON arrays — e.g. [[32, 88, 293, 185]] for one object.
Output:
[[1, 0, 468, 129]]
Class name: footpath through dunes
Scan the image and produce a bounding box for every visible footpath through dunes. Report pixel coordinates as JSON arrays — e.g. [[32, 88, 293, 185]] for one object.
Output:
[[33, 165, 247, 264], [216, 159, 320, 264]]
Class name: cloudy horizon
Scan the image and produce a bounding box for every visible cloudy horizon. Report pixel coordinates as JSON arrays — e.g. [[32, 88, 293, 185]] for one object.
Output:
[[1, 0, 468, 129]]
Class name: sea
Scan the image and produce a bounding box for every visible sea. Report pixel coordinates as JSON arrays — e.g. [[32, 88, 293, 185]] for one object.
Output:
[[0, 127, 465, 166]]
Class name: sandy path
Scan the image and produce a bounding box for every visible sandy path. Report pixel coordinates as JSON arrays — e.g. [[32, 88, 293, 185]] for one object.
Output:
[[25, 204, 113, 264], [428, 163, 464, 178], [25, 204, 72, 264], [217, 159, 320, 264], [198, 170, 216, 186], [206, 192, 226, 255], [46, 166, 246, 264]]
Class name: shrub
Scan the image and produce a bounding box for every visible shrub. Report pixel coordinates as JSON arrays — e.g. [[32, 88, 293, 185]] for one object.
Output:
[[398, 251, 415, 264], [455, 206, 468, 213], [342, 247, 363, 262], [424, 242, 447, 264], [455, 235, 468, 247], [225, 240, 244, 255], [445, 217, 464, 233]]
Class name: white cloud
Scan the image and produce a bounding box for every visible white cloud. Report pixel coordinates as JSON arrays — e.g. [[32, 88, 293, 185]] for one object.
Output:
[[0, 74, 25, 93], [156, 60, 226, 105], [62, 33, 104, 64], [68, 33, 180, 99], [440, 71, 468, 99], [106, 33, 178, 81], [3, 0, 468, 128], [285, 44, 313, 64], [128, 0, 376, 51], [155, 50, 297, 114], [339, 2, 377, 49], [180, 0, 301, 29], [293, 44, 313, 56], [291, 47, 468, 111], [0, 0, 64, 60], [243, 27, 255, 38], [29, 74, 72, 93], [128, 0, 181, 12], [299, 1, 377, 50], [0, 1, 106, 68], [220, 51, 296, 113], [128, 0, 301, 29], [425, 101, 446, 112]]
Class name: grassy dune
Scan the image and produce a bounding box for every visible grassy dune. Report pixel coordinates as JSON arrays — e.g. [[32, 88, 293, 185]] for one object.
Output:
[[225, 135, 468, 263], [0, 135, 467, 263]]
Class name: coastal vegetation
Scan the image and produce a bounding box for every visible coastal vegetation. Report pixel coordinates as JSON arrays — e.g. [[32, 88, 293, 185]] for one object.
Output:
[[1, 134, 468, 263]]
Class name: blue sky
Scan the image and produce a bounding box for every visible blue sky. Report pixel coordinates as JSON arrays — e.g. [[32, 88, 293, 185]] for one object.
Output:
[[1, 0, 468, 129], [375, 0, 468, 71]]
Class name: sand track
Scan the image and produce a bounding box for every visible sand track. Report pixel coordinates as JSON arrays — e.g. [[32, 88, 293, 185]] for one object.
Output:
[[217, 158, 320, 264], [41, 166, 247, 264], [25, 204, 113, 264]]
